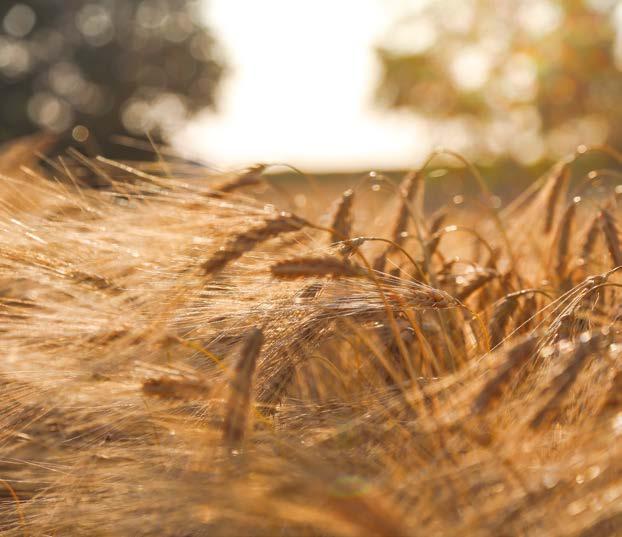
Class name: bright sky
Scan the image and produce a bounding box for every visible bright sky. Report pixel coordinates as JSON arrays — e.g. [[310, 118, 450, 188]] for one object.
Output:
[[174, 0, 429, 172]]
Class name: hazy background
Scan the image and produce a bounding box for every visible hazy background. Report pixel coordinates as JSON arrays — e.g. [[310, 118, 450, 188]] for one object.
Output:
[[178, 0, 423, 171], [1, 0, 622, 174]]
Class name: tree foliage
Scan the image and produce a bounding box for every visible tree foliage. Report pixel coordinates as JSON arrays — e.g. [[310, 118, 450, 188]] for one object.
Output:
[[0, 0, 224, 153], [376, 0, 622, 164]]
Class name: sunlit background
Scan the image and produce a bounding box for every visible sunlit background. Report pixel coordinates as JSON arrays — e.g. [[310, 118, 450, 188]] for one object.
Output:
[[1, 0, 622, 173], [177, 0, 426, 171]]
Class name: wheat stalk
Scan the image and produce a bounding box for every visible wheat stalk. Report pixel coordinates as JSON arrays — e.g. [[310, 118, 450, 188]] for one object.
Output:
[[456, 271, 496, 302], [529, 331, 606, 429], [222, 327, 264, 445], [555, 198, 578, 278], [581, 213, 600, 264], [472, 334, 538, 414], [544, 162, 570, 234], [211, 164, 267, 196], [330, 188, 355, 244], [391, 170, 422, 247], [425, 209, 448, 257], [488, 295, 521, 348], [142, 376, 211, 400], [270, 256, 366, 279], [203, 213, 309, 274], [596, 369, 622, 417], [599, 208, 622, 268]]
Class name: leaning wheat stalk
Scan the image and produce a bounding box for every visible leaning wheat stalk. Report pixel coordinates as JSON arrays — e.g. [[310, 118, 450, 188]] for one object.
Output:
[[597, 369, 622, 417], [211, 163, 267, 197], [222, 327, 264, 445], [330, 188, 355, 244], [555, 198, 578, 278], [488, 295, 521, 348], [392, 170, 422, 247], [580, 213, 600, 264], [599, 208, 622, 268], [271, 256, 366, 279], [529, 331, 606, 430], [372, 170, 422, 271], [203, 213, 309, 274], [472, 334, 538, 414], [544, 162, 570, 234]]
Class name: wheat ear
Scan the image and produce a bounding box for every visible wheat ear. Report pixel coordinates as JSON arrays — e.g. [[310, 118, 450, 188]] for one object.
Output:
[[488, 295, 521, 348], [203, 213, 308, 274], [391, 170, 422, 247], [580, 213, 600, 263], [330, 188, 355, 244], [271, 256, 366, 279], [212, 164, 267, 196], [555, 198, 578, 278], [599, 208, 622, 268], [544, 162, 570, 234], [529, 331, 605, 430], [472, 335, 538, 415], [222, 327, 264, 446]]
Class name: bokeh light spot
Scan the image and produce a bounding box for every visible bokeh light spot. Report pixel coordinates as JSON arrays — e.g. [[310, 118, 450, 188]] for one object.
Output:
[[3, 4, 36, 38]]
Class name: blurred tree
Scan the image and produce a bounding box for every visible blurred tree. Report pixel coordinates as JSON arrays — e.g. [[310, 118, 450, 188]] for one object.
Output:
[[376, 0, 622, 165], [0, 0, 224, 154]]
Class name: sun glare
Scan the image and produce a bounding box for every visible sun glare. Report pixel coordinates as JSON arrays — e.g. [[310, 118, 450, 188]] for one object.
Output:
[[174, 0, 428, 171]]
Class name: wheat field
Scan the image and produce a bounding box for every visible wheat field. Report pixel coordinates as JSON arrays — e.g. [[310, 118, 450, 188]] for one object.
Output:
[[1, 137, 622, 536]]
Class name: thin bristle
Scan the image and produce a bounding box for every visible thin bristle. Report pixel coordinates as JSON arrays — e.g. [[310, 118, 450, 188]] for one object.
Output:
[[2, 137, 622, 537]]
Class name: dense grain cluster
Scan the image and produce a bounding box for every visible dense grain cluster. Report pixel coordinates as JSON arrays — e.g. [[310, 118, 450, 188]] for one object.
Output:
[[1, 137, 622, 536]]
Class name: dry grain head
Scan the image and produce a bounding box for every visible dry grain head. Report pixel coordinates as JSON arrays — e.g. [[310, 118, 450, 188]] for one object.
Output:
[[472, 334, 539, 415], [529, 330, 609, 429], [203, 212, 309, 275], [211, 163, 267, 197], [488, 294, 521, 348], [391, 170, 422, 247], [555, 198, 579, 278], [330, 188, 355, 244], [271, 256, 367, 279], [544, 161, 571, 234], [580, 213, 601, 267], [597, 369, 622, 417], [456, 270, 497, 302], [222, 327, 264, 445], [142, 376, 211, 401], [599, 208, 622, 268], [425, 209, 448, 257]]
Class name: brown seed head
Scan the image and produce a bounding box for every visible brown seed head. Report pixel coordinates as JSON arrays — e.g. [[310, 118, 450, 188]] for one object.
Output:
[[203, 213, 309, 274], [331, 189, 355, 243], [271, 256, 366, 279], [222, 327, 264, 445]]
